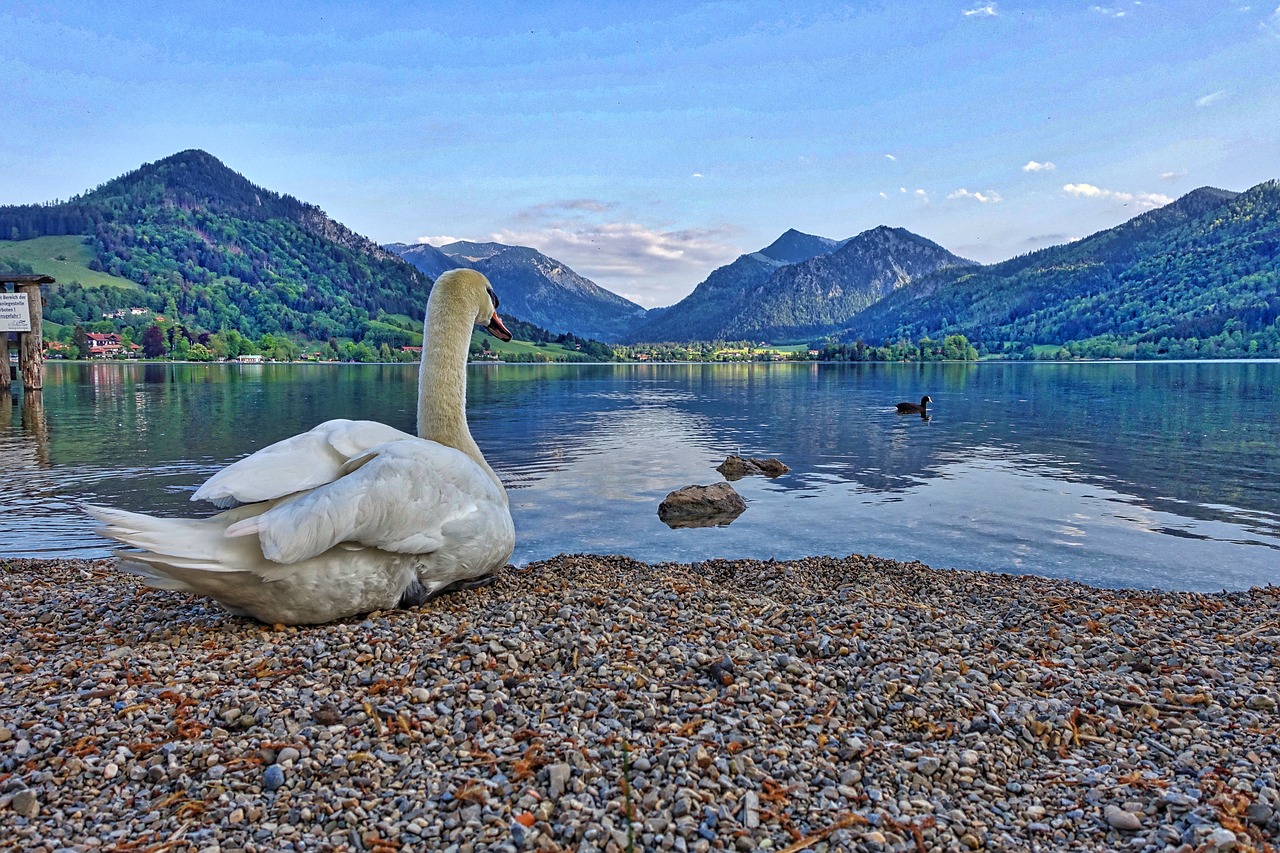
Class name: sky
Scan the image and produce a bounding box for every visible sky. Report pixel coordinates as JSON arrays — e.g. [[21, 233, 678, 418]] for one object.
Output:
[[3, 1, 1279, 308]]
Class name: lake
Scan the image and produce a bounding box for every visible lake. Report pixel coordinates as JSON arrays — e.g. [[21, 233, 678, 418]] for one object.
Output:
[[2, 360, 1277, 592]]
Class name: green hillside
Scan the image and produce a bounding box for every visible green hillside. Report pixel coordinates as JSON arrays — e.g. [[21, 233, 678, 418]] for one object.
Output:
[[0, 235, 142, 290], [838, 182, 1280, 358], [0, 150, 432, 345]]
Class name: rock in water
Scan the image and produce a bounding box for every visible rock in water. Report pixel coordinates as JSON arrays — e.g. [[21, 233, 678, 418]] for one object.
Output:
[[658, 483, 746, 528], [716, 455, 790, 480]]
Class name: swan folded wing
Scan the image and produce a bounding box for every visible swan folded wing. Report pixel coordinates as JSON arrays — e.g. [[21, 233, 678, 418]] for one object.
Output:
[[192, 419, 416, 507], [225, 441, 502, 566]]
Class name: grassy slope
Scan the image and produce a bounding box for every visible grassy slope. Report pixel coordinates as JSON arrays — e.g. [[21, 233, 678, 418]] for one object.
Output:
[[0, 236, 142, 290]]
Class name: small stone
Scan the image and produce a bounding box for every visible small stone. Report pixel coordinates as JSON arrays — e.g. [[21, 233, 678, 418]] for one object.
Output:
[[960, 832, 982, 849], [103, 762, 119, 779], [1207, 827, 1238, 850], [917, 755, 941, 776], [277, 747, 300, 765], [0, 727, 11, 743], [548, 763, 571, 799], [11, 789, 38, 818], [1245, 694, 1276, 711], [264, 764, 285, 791], [1246, 801, 1273, 824], [1104, 805, 1143, 831]]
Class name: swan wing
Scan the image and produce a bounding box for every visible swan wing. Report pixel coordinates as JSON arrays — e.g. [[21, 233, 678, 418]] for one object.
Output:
[[224, 439, 509, 566], [191, 419, 416, 507]]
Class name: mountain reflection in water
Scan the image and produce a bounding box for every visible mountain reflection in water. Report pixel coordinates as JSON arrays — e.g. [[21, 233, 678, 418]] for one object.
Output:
[[2, 360, 1276, 592]]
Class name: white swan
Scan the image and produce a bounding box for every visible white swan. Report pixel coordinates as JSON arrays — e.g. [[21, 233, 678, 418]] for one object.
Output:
[[85, 269, 517, 625]]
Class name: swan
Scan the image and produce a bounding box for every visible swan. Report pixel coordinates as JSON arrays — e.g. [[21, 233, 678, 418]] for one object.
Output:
[[895, 395, 932, 414], [84, 269, 517, 625]]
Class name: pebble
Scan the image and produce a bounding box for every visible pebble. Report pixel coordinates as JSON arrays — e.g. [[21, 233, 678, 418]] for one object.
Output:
[[263, 764, 285, 791], [1104, 804, 1143, 831], [1, 555, 1278, 852]]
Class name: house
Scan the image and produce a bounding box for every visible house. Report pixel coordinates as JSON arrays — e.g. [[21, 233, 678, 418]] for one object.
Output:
[[236, 354, 265, 363], [86, 332, 124, 358]]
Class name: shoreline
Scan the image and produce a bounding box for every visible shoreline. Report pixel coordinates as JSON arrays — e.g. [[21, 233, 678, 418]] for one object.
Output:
[[2, 554, 1278, 852]]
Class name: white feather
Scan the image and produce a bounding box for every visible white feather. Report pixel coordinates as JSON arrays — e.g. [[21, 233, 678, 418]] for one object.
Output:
[[84, 270, 516, 625]]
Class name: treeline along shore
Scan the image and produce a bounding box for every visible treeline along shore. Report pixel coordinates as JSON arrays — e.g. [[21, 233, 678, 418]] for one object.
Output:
[[1, 555, 1278, 852]]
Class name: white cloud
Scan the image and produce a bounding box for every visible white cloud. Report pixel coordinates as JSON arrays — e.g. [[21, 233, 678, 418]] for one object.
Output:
[[692, 172, 704, 178], [948, 188, 1003, 203], [1195, 90, 1228, 108], [879, 191, 888, 199], [428, 201, 743, 308], [962, 3, 998, 16], [1090, 5, 1127, 17], [1264, 6, 1280, 36], [1063, 183, 1173, 209], [914, 188, 928, 198], [1160, 171, 1186, 181], [884, 153, 897, 162], [1022, 160, 1056, 172]]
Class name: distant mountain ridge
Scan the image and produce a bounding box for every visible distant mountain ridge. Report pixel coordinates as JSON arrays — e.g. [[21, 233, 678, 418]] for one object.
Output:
[[836, 183, 1279, 354], [626, 226, 971, 343], [386, 240, 646, 342]]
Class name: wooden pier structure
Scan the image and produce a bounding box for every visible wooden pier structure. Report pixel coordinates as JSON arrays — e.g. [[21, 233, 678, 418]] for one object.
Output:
[[2, 273, 52, 393]]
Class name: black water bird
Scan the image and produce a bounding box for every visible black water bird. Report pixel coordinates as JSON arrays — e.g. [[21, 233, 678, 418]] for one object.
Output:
[[896, 395, 933, 414]]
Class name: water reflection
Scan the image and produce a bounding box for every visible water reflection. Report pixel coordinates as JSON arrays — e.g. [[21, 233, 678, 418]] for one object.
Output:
[[1, 361, 1277, 591]]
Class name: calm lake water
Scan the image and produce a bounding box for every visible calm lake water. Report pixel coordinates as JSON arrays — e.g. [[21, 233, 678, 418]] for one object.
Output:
[[2, 361, 1277, 592]]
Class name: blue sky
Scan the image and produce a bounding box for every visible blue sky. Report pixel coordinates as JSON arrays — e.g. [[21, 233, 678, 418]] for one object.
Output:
[[4, 1, 1278, 308]]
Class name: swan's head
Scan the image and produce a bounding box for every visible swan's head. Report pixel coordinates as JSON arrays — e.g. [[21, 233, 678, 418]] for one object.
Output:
[[433, 269, 513, 342]]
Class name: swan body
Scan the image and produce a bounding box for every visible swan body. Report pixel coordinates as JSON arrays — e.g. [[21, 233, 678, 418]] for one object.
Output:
[[86, 269, 516, 625]]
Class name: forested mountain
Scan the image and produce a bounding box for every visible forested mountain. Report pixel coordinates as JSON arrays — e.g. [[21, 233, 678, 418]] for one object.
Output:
[[626, 228, 844, 342], [0, 150, 432, 342], [625, 226, 969, 343], [733, 227, 975, 341], [388, 240, 647, 342], [838, 182, 1280, 357]]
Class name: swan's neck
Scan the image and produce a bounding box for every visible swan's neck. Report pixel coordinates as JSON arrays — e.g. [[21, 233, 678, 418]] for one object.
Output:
[[417, 293, 503, 493]]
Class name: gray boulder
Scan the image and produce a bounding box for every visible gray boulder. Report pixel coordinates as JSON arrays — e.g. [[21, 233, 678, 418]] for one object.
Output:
[[716, 455, 790, 480], [658, 483, 746, 528]]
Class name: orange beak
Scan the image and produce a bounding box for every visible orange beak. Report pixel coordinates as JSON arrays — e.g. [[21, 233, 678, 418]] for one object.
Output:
[[485, 312, 512, 342]]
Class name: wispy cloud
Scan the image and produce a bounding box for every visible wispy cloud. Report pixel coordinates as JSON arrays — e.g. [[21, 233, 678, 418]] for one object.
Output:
[[1264, 6, 1280, 36], [962, 3, 998, 16], [1195, 90, 1228, 108], [884, 153, 897, 162], [1063, 183, 1173, 208], [429, 201, 742, 308], [1022, 160, 1056, 172], [1090, 5, 1127, 17], [948, 188, 1003, 203], [1160, 170, 1186, 181]]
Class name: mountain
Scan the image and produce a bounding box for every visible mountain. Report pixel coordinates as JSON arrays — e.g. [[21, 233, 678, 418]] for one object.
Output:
[[382, 241, 466, 280], [0, 150, 431, 343], [732, 226, 975, 341], [388, 240, 646, 342], [837, 183, 1280, 355], [627, 228, 844, 342], [626, 226, 971, 343]]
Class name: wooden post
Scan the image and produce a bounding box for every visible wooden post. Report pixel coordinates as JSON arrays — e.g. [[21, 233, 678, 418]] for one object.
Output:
[[1, 326, 9, 393], [17, 280, 46, 391], [0, 274, 54, 393]]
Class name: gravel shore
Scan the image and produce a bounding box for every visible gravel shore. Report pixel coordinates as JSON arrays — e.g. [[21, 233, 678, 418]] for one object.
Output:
[[2, 554, 1278, 853]]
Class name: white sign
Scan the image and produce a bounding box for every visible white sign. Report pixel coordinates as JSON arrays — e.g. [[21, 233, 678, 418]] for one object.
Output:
[[0, 293, 32, 333]]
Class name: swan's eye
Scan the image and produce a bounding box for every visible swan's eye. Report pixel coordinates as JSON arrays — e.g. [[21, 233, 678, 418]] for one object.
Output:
[[486, 287, 500, 310]]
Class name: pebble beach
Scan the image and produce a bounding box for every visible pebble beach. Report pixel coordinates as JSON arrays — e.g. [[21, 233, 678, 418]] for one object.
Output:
[[1, 554, 1278, 853]]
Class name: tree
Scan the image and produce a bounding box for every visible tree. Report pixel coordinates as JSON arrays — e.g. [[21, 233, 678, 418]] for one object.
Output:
[[71, 325, 90, 360], [141, 324, 167, 359]]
